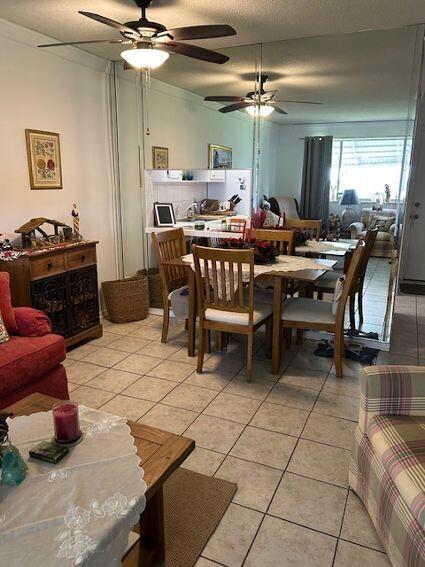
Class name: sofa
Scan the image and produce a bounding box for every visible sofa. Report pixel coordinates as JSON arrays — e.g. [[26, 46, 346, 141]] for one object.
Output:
[[273, 196, 301, 219], [349, 366, 425, 567], [350, 207, 396, 257], [0, 272, 69, 409]]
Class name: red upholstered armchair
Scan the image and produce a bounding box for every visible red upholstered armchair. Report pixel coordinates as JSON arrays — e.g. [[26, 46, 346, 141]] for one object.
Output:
[[0, 272, 69, 409]]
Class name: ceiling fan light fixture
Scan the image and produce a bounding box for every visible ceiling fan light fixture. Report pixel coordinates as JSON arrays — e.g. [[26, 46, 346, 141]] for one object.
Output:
[[120, 45, 169, 69], [245, 104, 275, 117]]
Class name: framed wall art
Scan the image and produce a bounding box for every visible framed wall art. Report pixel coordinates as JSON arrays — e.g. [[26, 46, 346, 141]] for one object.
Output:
[[25, 129, 63, 190], [154, 202, 176, 227], [152, 146, 169, 169], [208, 144, 232, 169]]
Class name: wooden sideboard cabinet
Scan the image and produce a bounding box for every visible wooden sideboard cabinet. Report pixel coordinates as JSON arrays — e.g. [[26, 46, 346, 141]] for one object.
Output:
[[0, 241, 102, 347]]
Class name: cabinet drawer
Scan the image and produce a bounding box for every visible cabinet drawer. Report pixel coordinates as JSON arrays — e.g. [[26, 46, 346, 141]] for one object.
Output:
[[30, 254, 65, 280], [67, 246, 96, 270]]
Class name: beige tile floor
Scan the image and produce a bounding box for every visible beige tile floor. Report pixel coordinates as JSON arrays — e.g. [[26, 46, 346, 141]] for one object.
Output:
[[65, 292, 423, 567]]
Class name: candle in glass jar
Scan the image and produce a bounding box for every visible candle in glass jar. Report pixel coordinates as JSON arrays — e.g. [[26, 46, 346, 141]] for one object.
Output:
[[53, 402, 80, 443]]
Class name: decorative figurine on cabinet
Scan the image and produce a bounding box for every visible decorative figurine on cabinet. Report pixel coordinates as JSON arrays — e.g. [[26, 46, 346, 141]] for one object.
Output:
[[71, 203, 81, 240]]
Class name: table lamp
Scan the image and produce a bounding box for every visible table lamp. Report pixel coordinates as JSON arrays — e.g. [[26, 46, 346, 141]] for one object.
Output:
[[339, 189, 360, 227]]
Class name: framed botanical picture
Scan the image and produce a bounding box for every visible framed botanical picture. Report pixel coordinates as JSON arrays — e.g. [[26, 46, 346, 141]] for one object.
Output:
[[152, 146, 169, 169], [208, 144, 232, 169], [25, 129, 63, 190]]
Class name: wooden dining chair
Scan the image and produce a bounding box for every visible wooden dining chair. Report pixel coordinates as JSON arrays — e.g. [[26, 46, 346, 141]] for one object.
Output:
[[192, 244, 273, 382], [250, 228, 297, 297], [151, 229, 189, 344], [314, 228, 378, 330], [284, 219, 322, 240], [278, 240, 365, 378], [250, 228, 295, 255]]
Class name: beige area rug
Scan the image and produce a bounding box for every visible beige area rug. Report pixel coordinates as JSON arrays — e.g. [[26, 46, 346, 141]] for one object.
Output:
[[163, 467, 237, 567]]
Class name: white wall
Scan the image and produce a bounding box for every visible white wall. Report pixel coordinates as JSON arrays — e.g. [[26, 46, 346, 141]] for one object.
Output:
[[0, 20, 118, 283], [115, 68, 144, 277], [114, 69, 281, 275], [141, 76, 279, 172], [271, 120, 413, 201]]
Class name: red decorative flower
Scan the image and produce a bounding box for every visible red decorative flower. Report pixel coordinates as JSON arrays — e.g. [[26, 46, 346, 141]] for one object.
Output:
[[47, 159, 55, 171]]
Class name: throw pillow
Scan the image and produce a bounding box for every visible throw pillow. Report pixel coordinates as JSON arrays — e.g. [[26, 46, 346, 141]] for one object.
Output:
[[370, 215, 395, 232], [0, 308, 10, 344], [262, 210, 281, 228], [0, 272, 18, 334], [332, 276, 345, 315]]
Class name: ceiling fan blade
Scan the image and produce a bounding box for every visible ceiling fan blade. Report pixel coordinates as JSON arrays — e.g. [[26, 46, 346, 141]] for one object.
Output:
[[219, 102, 251, 113], [272, 106, 288, 115], [204, 96, 244, 102], [38, 39, 129, 48], [276, 100, 323, 105], [79, 11, 139, 37], [157, 24, 236, 41], [159, 41, 229, 64]]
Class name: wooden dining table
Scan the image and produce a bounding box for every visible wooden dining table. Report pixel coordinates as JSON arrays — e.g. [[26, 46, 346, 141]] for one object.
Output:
[[162, 254, 337, 374]]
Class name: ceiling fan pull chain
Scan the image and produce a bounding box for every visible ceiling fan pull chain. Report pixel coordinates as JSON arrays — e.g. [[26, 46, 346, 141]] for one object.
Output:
[[144, 69, 151, 135]]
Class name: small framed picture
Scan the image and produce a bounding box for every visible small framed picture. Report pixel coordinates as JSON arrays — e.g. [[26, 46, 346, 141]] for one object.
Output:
[[152, 146, 169, 169], [25, 129, 63, 190], [154, 202, 176, 227], [208, 144, 232, 169]]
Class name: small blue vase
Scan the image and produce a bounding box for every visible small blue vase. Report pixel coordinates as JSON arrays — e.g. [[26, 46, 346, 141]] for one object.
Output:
[[1, 445, 28, 486]]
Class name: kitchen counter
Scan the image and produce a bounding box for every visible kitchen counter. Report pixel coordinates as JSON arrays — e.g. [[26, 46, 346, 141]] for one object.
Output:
[[145, 217, 245, 239]]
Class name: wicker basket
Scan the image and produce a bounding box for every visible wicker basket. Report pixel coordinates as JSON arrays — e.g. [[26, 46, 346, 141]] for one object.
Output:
[[137, 268, 163, 308], [102, 275, 149, 323]]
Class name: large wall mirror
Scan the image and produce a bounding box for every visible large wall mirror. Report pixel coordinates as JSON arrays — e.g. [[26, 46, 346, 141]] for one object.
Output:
[[112, 24, 423, 347], [255, 26, 423, 344]]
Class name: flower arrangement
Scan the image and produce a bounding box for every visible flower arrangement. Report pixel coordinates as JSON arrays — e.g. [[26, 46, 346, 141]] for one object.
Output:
[[219, 237, 279, 265]]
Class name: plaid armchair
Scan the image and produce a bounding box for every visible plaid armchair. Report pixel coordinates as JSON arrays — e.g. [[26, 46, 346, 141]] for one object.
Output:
[[349, 366, 425, 567], [350, 208, 396, 257]]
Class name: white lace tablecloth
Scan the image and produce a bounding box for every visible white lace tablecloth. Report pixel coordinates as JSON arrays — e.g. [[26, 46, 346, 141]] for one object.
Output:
[[296, 239, 354, 256], [182, 252, 334, 277], [0, 406, 147, 566]]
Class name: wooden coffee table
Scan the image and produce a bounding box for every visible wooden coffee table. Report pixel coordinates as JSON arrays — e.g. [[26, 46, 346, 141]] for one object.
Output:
[[6, 393, 195, 567]]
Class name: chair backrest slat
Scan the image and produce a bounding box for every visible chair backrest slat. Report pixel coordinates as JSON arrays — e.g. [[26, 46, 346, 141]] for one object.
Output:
[[237, 263, 244, 308], [335, 240, 365, 326], [358, 228, 378, 279], [229, 262, 235, 307], [192, 245, 254, 320], [284, 219, 322, 240], [250, 228, 295, 255]]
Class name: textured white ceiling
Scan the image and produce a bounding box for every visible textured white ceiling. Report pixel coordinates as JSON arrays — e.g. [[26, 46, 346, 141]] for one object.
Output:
[[1, 1, 423, 123], [151, 27, 421, 124], [1, 0, 425, 60]]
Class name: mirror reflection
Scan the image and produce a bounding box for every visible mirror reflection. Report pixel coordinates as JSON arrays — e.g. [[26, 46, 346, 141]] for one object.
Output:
[[256, 26, 422, 342], [114, 25, 422, 347]]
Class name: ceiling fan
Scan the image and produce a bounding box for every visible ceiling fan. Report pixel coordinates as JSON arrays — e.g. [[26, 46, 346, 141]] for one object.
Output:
[[38, 0, 236, 69], [205, 75, 322, 117]]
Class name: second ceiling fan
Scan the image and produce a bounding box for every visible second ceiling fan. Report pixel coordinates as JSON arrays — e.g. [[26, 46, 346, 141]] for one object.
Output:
[[205, 75, 322, 117], [38, 0, 236, 69]]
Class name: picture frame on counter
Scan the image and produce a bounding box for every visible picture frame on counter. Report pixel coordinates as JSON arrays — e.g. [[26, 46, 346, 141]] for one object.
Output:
[[152, 146, 169, 169], [209, 144, 232, 169], [154, 202, 176, 227]]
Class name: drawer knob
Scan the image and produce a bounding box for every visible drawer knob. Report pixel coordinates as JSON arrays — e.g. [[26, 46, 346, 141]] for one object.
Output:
[[47, 262, 53, 269], [81, 255, 86, 262]]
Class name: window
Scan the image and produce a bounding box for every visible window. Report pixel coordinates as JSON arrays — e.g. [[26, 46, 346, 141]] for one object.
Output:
[[330, 137, 412, 201]]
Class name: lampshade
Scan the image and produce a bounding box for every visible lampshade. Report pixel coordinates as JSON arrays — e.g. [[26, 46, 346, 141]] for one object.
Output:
[[339, 189, 360, 206], [121, 46, 169, 69], [246, 104, 275, 117]]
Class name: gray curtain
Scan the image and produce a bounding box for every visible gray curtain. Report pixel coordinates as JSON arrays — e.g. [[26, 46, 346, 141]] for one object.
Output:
[[300, 136, 333, 226]]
